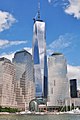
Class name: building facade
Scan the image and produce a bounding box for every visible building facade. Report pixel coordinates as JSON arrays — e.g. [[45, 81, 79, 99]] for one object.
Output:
[[70, 79, 77, 98], [77, 90, 80, 98], [13, 50, 35, 110], [47, 53, 69, 107], [0, 57, 17, 108], [32, 19, 48, 98]]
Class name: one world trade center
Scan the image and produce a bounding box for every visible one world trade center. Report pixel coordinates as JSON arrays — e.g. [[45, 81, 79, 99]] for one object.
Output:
[[32, 1, 48, 99]]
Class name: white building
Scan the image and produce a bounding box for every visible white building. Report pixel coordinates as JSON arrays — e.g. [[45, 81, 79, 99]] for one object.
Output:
[[47, 53, 69, 107]]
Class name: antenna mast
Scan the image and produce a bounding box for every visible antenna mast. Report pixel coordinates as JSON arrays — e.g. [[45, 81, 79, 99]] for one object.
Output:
[[38, 0, 40, 20]]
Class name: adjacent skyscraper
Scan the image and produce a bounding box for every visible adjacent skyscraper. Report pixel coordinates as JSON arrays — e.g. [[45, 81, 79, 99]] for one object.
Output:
[[70, 79, 77, 98], [13, 50, 35, 110], [47, 53, 69, 107], [0, 57, 17, 108], [32, 1, 48, 98]]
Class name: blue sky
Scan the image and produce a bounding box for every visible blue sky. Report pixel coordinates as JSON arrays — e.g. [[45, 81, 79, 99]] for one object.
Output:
[[0, 0, 80, 87]]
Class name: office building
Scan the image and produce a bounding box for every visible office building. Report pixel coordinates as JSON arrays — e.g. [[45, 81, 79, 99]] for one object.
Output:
[[0, 57, 17, 108], [70, 79, 77, 98], [47, 53, 69, 107], [32, 2, 48, 98], [13, 50, 35, 110]]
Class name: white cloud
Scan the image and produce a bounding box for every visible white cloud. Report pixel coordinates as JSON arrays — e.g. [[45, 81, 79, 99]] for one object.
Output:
[[67, 64, 80, 89], [48, 0, 52, 3], [0, 39, 27, 48], [64, 0, 80, 19], [47, 34, 72, 55], [48, 0, 80, 19], [0, 52, 14, 61], [67, 64, 80, 80], [48, 0, 59, 4], [0, 10, 16, 32], [49, 35, 71, 49], [48, 0, 66, 7], [24, 47, 32, 55]]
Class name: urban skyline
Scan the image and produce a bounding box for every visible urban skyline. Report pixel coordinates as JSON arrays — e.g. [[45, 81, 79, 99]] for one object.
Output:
[[0, 0, 80, 89], [0, 50, 80, 110]]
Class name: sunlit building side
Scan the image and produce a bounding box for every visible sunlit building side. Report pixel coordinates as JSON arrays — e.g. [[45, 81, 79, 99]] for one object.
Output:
[[47, 53, 69, 107], [32, 20, 48, 98], [0, 57, 17, 108]]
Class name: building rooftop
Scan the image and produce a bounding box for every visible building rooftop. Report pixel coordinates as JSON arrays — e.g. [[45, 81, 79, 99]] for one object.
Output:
[[33, 19, 43, 23], [0, 57, 11, 63], [14, 49, 31, 57], [36, 19, 43, 22], [51, 53, 63, 56]]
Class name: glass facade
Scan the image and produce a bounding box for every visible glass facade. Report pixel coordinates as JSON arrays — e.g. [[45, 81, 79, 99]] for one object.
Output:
[[13, 50, 35, 110], [32, 20, 48, 98]]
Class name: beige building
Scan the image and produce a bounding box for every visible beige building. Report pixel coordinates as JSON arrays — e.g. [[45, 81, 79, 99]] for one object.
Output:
[[15, 81, 25, 110], [0, 57, 17, 108]]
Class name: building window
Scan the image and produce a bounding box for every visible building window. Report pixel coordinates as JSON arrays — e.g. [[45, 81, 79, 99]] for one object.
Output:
[[51, 88, 53, 94], [54, 80, 56, 86]]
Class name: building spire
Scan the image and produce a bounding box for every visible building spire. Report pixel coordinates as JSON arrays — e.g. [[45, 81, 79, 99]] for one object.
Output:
[[38, 0, 40, 20], [33, 0, 41, 22]]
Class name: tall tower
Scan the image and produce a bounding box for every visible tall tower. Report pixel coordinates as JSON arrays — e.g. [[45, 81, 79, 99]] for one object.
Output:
[[47, 53, 69, 107], [70, 79, 77, 98], [13, 50, 35, 110], [32, 1, 48, 98], [0, 57, 17, 108]]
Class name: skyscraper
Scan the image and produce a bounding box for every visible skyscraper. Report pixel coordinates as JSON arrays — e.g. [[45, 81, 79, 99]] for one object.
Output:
[[47, 53, 69, 107], [70, 79, 77, 98], [0, 57, 17, 108], [32, 1, 48, 98], [13, 50, 35, 110]]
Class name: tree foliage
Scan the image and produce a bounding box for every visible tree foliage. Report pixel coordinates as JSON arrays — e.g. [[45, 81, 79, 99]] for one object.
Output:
[[0, 106, 19, 113]]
